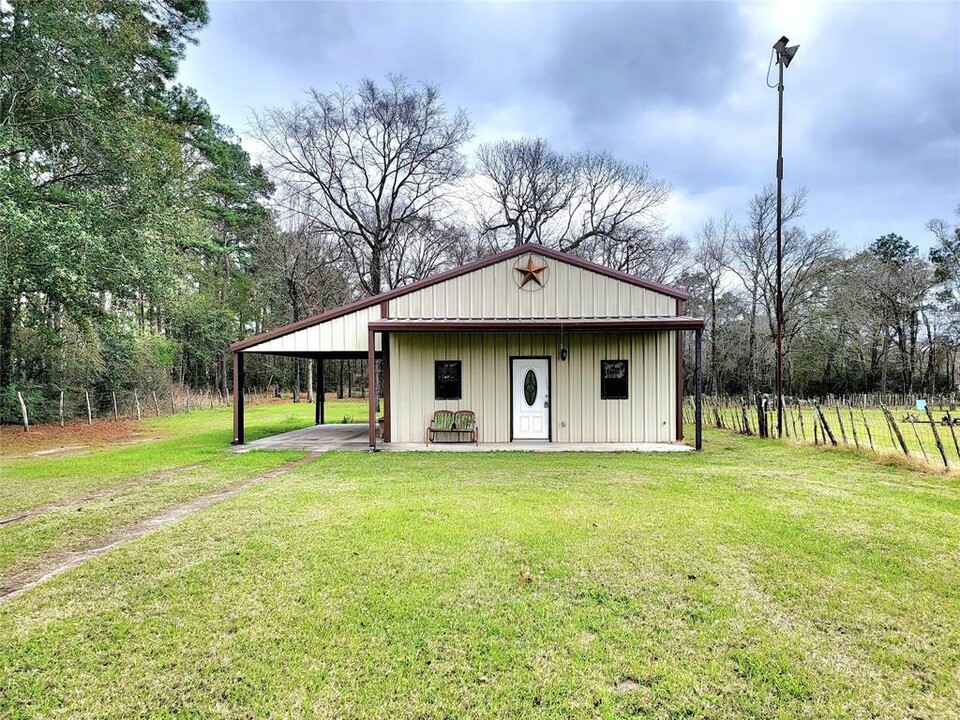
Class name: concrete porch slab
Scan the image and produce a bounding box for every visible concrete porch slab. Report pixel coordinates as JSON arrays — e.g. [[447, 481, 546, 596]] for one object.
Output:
[[235, 423, 369, 453], [234, 423, 693, 453], [385, 441, 693, 453]]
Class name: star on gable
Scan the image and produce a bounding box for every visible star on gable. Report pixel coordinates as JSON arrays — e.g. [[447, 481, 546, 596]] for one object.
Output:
[[515, 255, 547, 288]]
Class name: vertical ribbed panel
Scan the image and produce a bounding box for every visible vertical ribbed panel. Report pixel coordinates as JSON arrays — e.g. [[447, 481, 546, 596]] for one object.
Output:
[[389, 331, 676, 444], [388, 256, 676, 320]]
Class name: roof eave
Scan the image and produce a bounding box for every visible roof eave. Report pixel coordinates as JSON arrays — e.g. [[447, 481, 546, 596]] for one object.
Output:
[[231, 243, 691, 352]]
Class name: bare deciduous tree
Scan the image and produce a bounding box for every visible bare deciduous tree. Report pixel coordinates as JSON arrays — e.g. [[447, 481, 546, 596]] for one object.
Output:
[[758, 227, 842, 391], [861, 241, 935, 395], [598, 231, 688, 284], [475, 138, 577, 247], [474, 137, 671, 267], [254, 200, 349, 400], [562, 151, 671, 256], [252, 75, 471, 296], [729, 184, 807, 394], [693, 214, 735, 393], [381, 218, 471, 289]]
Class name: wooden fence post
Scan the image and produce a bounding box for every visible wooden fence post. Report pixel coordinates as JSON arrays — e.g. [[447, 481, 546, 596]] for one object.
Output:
[[833, 401, 848, 445], [85, 390, 93, 425], [59, 390, 64, 428], [814, 402, 838, 446], [944, 411, 960, 464], [860, 401, 875, 452], [882, 405, 897, 450], [797, 401, 806, 442], [881, 404, 909, 456], [153, 390, 161, 417], [112, 391, 119, 420], [17, 390, 28, 432], [755, 394, 767, 439], [134, 391, 142, 421], [924, 406, 949, 469], [846, 402, 860, 450], [909, 417, 928, 463]]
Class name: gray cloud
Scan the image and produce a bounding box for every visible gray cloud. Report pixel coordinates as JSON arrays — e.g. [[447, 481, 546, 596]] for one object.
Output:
[[541, 2, 747, 118], [179, 1, 960, 250]]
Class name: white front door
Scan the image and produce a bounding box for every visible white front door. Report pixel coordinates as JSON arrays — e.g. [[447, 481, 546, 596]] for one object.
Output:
[[512, 358, 550, 440]]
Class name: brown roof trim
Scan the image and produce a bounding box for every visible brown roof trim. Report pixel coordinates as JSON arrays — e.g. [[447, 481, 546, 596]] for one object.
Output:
[[368, 317, 705, 332], [232, 350, 380, 359], [676, 298, 686, 441], [231, 243, 690, 351]]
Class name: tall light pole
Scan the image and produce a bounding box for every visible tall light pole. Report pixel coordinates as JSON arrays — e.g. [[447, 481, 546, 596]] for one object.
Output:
[[771, 35, 799, 439]]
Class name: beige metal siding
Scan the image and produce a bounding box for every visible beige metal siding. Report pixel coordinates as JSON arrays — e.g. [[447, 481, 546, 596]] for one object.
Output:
[[240, 306, 382, 354], [389, 331, 676, 443], [388, 255, 676, 320]]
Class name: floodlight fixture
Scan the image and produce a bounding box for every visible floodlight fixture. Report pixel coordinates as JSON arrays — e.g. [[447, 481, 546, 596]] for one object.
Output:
[[780, 44, 800, 68]]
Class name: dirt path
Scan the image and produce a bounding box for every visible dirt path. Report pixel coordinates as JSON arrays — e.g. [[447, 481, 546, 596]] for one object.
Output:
[[0, 460, 217, 528], [0, 453, 319, 604], [0, 419, 150, 458]]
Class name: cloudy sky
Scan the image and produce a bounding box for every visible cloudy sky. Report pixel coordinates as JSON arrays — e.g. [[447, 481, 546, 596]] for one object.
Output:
[[178, 0, 959, 253]]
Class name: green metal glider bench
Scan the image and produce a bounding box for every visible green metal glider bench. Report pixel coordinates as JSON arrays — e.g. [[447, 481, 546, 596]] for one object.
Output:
[[426, 410, 478, 446]]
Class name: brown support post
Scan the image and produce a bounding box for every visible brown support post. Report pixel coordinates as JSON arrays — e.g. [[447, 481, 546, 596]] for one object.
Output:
[[316, 358, 324, 425], [676, 298, 685, 441], [695, 329, 703, 451], [368, 330, 377, 450], [232, 352, 245, 445], [382, 332, 391, 442]]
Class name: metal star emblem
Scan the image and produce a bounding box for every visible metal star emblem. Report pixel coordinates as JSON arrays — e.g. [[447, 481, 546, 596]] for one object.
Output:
[[515, 255, 547, 288]]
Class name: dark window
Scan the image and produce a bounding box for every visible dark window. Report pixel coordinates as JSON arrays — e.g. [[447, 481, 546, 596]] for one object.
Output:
[[600, 360, 628, 400], [435, 361, 462, 400]]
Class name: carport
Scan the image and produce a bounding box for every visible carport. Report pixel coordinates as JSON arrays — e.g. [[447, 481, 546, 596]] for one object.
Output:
[[229, 297, 385, 445]]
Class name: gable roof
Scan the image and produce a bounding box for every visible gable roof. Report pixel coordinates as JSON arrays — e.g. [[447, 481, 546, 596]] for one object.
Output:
[[231, 243, 689, 352]]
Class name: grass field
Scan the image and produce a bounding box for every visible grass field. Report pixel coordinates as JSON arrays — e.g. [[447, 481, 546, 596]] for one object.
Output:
[[1, 402, 959, 718]]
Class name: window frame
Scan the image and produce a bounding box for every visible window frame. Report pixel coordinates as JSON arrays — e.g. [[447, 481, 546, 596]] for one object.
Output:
[[600, 359, 629, 400], [434, 360, 463, 401]]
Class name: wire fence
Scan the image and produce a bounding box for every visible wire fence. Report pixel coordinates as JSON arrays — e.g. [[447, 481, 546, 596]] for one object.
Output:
[[9, 382, 960, 470], [684, 394, 960, 471], [2, 385, 290, 431], [3, 380, 379, 431]]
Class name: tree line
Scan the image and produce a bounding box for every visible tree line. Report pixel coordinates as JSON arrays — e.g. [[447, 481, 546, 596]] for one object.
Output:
[[684, 202, 959, 399], [2, 1, 957, 423]]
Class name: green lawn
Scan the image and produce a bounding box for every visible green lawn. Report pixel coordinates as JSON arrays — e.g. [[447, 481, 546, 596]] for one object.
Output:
[[0, 402, 308, 516], [320, 396, 384, 424], [1, 403, 958, 718]]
